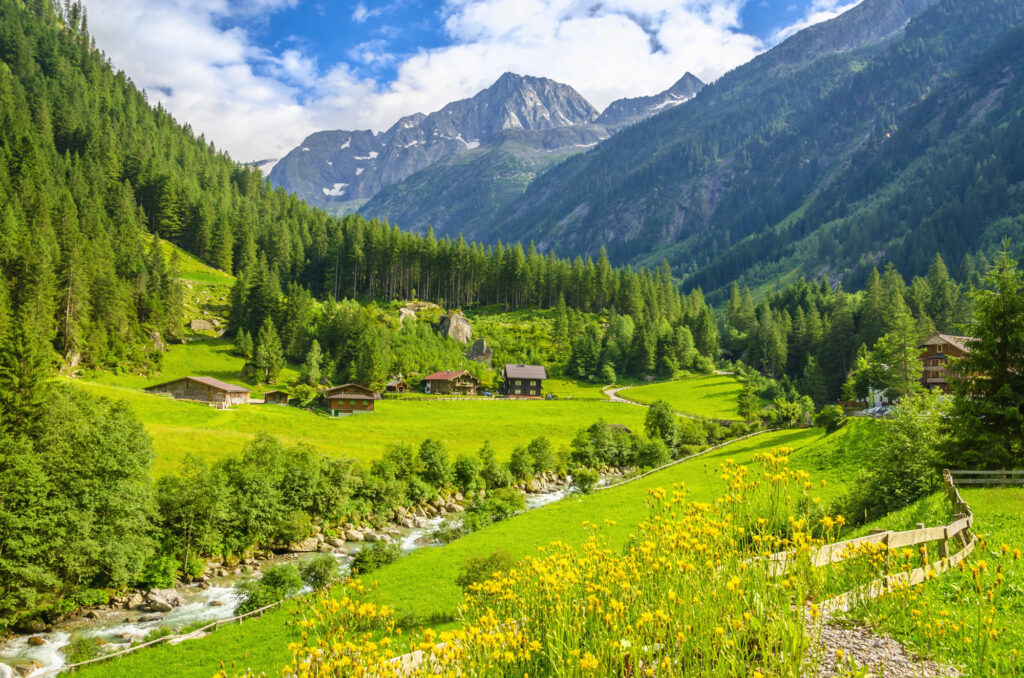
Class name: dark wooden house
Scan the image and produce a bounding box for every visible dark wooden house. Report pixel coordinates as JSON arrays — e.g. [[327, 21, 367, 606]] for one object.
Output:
[[144, 376, 250, 408], [324, 383, 379, 416], [501, 364, 547, 397], [918, 332, 976, 394], [263, 389, 289, 404], [385, 376, 410, 393], [421, 370, 480, 395]]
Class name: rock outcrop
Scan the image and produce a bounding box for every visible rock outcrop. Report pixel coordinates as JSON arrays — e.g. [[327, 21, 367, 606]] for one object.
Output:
[[466, 338, 493, 364], [438, 313, 472, 344]]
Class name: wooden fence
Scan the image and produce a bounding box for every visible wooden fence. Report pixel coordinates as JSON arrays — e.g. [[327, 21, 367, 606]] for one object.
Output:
[[40, 602, 282, 675]]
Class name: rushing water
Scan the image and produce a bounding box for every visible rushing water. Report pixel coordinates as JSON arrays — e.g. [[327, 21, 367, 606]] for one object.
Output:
[[0, 485, 570, 676]]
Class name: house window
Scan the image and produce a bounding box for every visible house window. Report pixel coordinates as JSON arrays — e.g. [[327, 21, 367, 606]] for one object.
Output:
[[937, 345, 944, 353], [516, 380, 521, 385], [515, 389, 521, 395]]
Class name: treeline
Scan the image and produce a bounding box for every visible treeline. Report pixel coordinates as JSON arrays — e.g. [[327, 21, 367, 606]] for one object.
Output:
[[720, 253, 971, 403], [0, 0, 693, 377]]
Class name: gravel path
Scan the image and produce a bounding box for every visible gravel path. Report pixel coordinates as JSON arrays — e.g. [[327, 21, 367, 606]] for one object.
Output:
[[808, 622, 961, 677]]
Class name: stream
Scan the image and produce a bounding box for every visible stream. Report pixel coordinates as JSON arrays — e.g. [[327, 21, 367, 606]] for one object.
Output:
[[0, 485, 568, 677]]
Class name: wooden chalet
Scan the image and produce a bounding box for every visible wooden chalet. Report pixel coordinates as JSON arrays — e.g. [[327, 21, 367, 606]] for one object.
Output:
[[144, 376, 250, 408], [501, 364, 547, 397], [918, 332, 976, 394], [421, 370, 480, 395], [385, 376, 410, 393], [324, 383, 379, 416], [263, 389, 289, 405]]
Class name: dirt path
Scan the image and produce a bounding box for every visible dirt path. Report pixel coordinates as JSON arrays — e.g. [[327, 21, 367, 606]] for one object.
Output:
[[602, 386, 697, 419], [807, 621, 960, 677]]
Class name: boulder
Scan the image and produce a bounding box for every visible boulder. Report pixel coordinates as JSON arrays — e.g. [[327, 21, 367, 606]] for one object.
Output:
[[138, 614, 162, 623], [13, 663, 40, 678], [0, 664, 13, 678], [27, 637, 46, 647], [327, 538, 346, 548], [146, 589, 185, 612], [287, 537, 320, 552], [454, 492, 464, 502], [363, 531, 380, 542], [344, 529, 364, 542], [438, 313, 472, 344], [466, 338, 493, 365], [401, 518, 415, 529], [446, 503, 464, 513], [189, 318, 216, 332], [398, 308, 416, 326], [126, 592, 146, 610]]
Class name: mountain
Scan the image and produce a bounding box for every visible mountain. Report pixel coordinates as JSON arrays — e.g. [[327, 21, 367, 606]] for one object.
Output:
[[480, 0, 1024, 299], [354, 74, 704, 236], [596, 73, 704, 131], [267, 73, 600, 211]]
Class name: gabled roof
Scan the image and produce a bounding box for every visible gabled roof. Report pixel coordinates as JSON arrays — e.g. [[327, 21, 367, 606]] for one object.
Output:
[[386, 377, 409, 386], [503, 364, 547, 380], [422, 370, 474, 381], [918, 332, 977, 352], [324, 383, 375, 396], [263, 390, 287, 396], [145, 376, 250, 394], [327, 393, 375, 401]]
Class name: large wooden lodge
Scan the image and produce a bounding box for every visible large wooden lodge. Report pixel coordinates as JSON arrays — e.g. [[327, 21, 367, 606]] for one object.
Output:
[[918, 332, 976, 394], [421, 370, 480, 395], [324, 383, 380, 416], [501, 364, 547, 397]]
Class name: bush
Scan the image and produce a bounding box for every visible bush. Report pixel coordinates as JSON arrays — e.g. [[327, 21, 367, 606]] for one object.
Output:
[[570, 467, 600, 494], [182, 555, 206, 580], [526, 437, 556, 473], [236, 564, 303, 613], [455, 550, 518, 590], [273, 510, 313, 545], [508, 446, 534, 481], [814, 405, 845, 433], [300, 554, 339, 590], [406, 476, 433, 504], [351, 540, 401, 574], [453, 454, 483, 493], [478, 487, 525, 521], [139, 555, 181, 590], [63, 636, 106, 663], [635, 439, 670, 469]]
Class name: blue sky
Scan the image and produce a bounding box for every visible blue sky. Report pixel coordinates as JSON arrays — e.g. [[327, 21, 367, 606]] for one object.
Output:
[[82, 0, 859, 160]]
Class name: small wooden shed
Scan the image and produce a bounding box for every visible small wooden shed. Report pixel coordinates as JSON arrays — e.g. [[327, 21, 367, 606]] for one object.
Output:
[[263, 390, 289, 405], [385, 376, 410, 393]]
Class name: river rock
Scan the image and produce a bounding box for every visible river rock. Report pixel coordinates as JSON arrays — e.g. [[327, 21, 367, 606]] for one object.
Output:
[[454, 492, 464, 502], [138, 614, 162, 622], [327, 537, 345, 548], [0, 664, 13, 678], [446, 503, 464, 513], [401, 518, 415, 529], [26, 637, 46, 647], [438, 313, 472, 344], [287, 537, 320, 552], [344, 529, 364, 542], [146, 589, 186, 612], [210, 600, 225, 607], [126, 592, 146, 610]]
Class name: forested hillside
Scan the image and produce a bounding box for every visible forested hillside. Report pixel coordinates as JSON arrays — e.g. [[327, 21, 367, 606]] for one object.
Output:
[[482, 0, 1024, 298], [0, 0, 712, 376]]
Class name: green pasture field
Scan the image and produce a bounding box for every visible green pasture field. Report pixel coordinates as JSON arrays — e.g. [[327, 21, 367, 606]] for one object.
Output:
[[74, 379, 649, 476], [617, 374, 744, 419], [80, 424, 872, 678]]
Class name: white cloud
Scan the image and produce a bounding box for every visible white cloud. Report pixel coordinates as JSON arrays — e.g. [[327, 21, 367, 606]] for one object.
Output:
[[80, 0, 852, 162], [771, 0, 862, 43]]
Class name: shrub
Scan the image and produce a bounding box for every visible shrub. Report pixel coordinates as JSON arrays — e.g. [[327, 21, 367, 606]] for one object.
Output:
[[63, 636, 106, 663], [350, 540, 401, 575], [508, 446, 534, 481], [570, 467, 600, 495], [300, 554, 339, 590], [406, 476, 433, 504], [453, 454, 483, 493], [139, 555, 180, 590], [526, 437, 556, 473], [635, 439, 670, 469], [273, 510, 313, 545], [455, 550, 517, 590], [417, 439, 452, 488], [236, 564, 303, 614], [478, 487, 525, 521], [814, 405, 846, 434]]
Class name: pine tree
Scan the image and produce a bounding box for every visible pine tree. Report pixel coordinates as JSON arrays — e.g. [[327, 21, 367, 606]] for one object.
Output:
[[253, 317, 285, 384], [301, 339, 323, 386], [948, 244, 1024, 468], [236, 328, 253, 360]]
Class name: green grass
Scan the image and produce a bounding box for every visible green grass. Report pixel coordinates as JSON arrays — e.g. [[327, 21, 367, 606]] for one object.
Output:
[[75, 379, 650, 476], [842, 487, 1024, 674], [80, 424, 865, 678], [617, 374, 745, 419], [543, 378, 609, 400]]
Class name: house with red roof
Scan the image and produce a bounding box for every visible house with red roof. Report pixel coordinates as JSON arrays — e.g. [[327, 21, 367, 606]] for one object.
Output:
[[421, 370, 480, 395]]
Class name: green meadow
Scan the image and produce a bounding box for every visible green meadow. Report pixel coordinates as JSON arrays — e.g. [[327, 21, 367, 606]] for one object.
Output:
[[617, 373, 745, 419], [75, 380, 648, 476], [80, 424, 866, 678]]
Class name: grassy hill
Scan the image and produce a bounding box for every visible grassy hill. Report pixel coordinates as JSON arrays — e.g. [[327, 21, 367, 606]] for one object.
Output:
[[79, 423, 870, 677], [617, 374, 744, 419]]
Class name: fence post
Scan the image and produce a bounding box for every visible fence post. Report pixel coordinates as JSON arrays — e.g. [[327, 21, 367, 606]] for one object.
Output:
[[938, 525, 950, 560]]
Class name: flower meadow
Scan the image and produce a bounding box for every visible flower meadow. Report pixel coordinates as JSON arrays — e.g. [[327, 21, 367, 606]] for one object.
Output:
[[223, 451, 1014, 677]]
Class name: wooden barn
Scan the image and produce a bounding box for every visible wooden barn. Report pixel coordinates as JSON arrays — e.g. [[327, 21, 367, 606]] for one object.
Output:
[[263, 389, 289, 405], [421, 370, 480, 395], [144, 376, 250, 408], [324, 383, 379, 416], [918, 332, 976, 394], [501, 364, 547, 397]]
